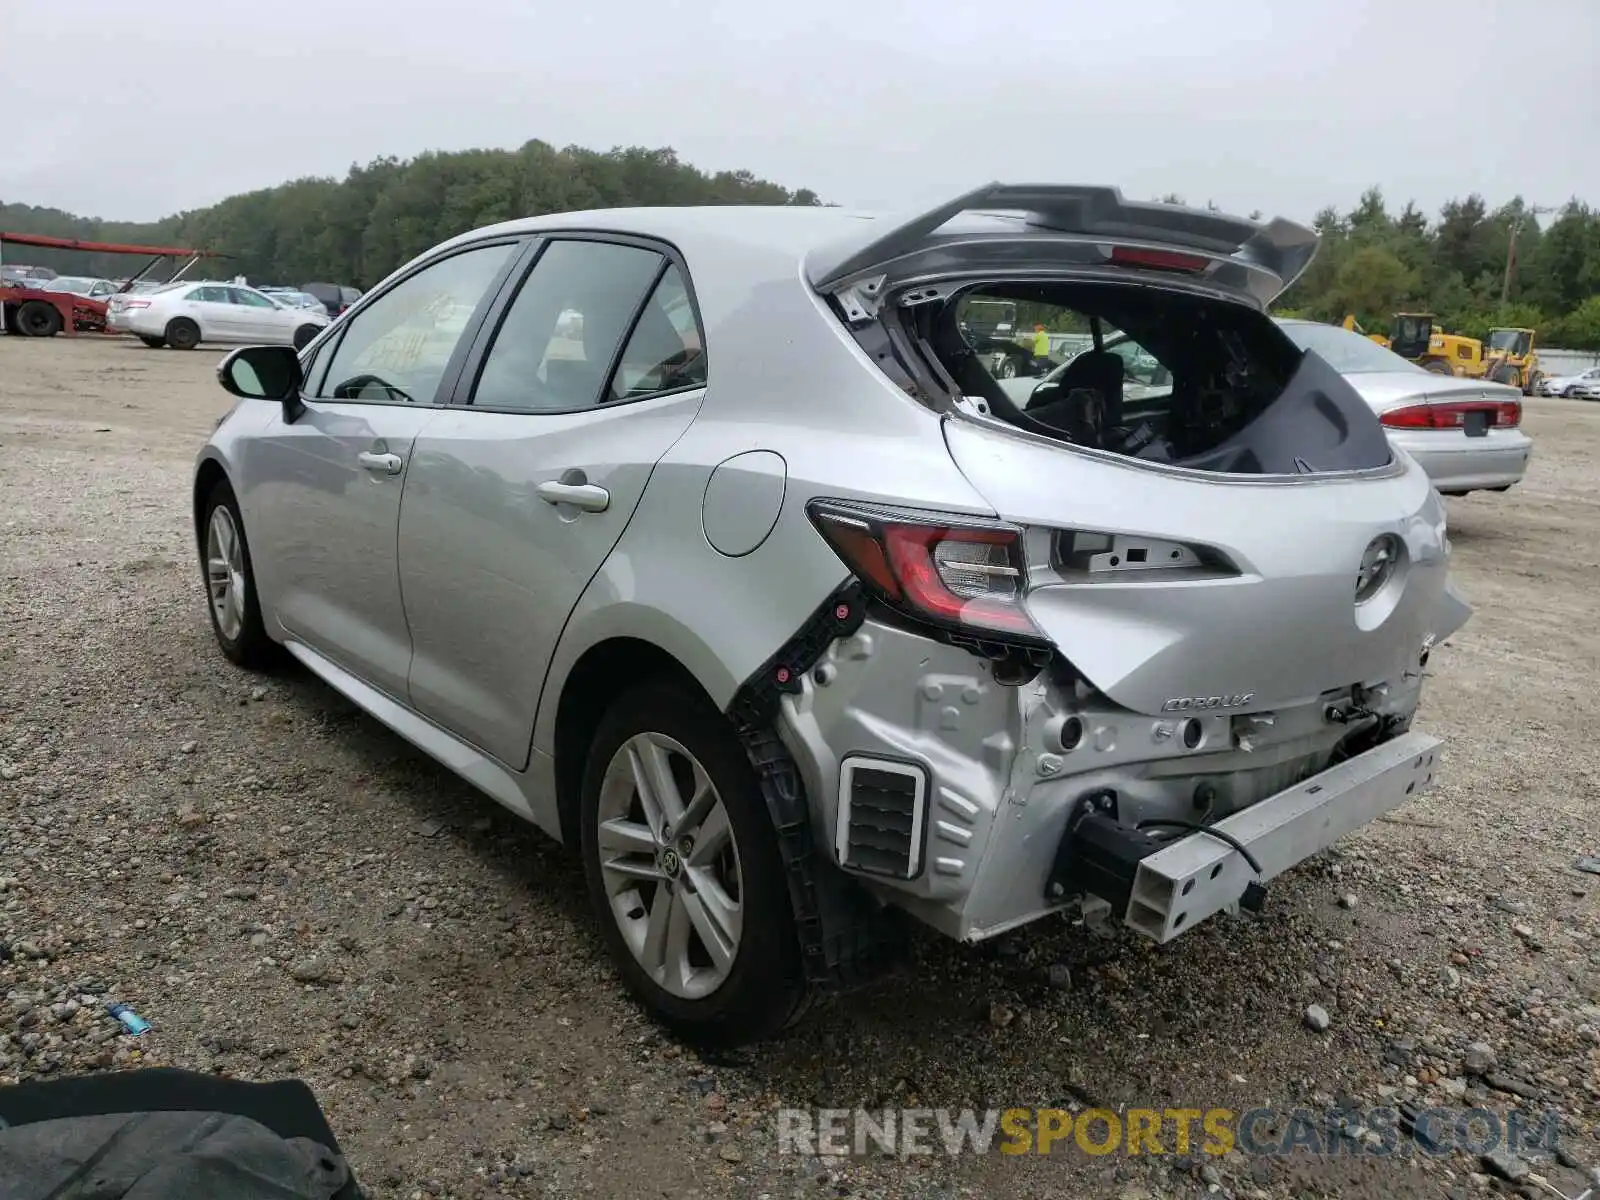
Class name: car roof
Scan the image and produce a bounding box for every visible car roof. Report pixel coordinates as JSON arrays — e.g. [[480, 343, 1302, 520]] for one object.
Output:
[[407, 206, 882, 332], [464, 205, 880, 256]]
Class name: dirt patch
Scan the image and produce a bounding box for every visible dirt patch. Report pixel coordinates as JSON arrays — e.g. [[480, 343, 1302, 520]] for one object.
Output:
[[2, 335, 1597, 1199]]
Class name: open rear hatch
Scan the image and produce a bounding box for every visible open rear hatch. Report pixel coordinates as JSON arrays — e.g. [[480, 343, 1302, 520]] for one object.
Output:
[[807, 182, 1321, 311], [810, 182, 1473, 716]]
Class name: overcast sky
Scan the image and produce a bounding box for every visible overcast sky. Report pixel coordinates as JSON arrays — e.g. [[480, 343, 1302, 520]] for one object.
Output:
[[3, 0, 1596, 226]]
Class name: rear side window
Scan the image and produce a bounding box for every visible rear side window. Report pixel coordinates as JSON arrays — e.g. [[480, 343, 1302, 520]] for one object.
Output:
[[469, 239, 664, 412], [607, 265, 706, 401], [313, 243, 514, 405]]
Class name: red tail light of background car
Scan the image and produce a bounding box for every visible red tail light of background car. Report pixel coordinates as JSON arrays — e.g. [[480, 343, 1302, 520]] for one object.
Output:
[[1380, 399, 1522, 430]]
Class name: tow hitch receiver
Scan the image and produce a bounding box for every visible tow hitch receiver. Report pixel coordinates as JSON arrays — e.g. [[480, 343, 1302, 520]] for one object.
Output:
[[1045, 793, 1170, 915]]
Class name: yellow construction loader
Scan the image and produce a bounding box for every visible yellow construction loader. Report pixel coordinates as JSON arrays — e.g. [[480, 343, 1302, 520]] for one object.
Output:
[[1343, 313, 1486, 377], [1482, 327, 1543, 395], [1340, 314, 1391, 347]]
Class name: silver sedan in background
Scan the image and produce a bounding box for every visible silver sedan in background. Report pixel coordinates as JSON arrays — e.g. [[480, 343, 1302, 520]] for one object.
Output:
[[1277, 319, 1532, 497]]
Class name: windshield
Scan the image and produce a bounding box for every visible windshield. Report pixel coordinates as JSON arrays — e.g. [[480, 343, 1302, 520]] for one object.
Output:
[[45, 277, 97, 295], [1487, 329, 1531, 356], [1277, 320, 1425, 375]]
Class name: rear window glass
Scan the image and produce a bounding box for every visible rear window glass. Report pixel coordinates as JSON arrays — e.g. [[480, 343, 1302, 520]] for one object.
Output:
[[894, 285, 1394, 476], [1277, 321, 1426, 375]]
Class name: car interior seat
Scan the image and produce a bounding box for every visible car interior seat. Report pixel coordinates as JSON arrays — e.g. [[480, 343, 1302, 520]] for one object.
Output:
[[1026, 349, 1125, 426]]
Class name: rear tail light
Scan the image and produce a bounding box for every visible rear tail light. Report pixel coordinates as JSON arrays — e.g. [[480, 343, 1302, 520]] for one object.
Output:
[[122, 299, 151, 309], [807, 500, 1046, 642], [1380, 399, 1521, 429]]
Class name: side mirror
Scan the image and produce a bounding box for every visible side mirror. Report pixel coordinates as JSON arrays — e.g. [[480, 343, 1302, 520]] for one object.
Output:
[[217, 345, 305, 421]]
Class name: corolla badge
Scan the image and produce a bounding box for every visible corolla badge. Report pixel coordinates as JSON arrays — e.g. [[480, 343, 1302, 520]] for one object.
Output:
[[1161, 693, 1255, 713]]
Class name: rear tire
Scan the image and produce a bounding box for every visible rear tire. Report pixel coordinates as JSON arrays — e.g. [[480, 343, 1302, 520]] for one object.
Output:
[[198, 480, 281, 670], [579, 679, 807, 1048], [15, 300, 62, 337], [292, 324, 321, 351], [138, 335, 165, 349], [165, 318, 201, 351]]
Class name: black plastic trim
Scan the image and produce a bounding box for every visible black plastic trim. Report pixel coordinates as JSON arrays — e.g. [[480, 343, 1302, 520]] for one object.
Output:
[[728, 580, 867, 734], [1045, 796, 1169, 910], [727, 581, 908, 992]]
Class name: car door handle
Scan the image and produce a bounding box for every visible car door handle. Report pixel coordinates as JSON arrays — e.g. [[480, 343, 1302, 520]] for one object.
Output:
[[357, 451, 404, 475], [536, 481, 610, 512]]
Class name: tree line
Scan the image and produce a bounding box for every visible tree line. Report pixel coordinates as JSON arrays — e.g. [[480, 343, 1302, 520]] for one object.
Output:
[[1, 140, 820, 289], [4, 147, 1598, 349], [1275, 188, 1600, 351]]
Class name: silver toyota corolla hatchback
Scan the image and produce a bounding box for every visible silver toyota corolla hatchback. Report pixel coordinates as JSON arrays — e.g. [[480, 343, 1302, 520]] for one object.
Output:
[[194, 183, 1472, 1046]]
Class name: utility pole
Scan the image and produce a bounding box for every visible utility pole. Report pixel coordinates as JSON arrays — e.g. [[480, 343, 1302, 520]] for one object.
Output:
[[1501, 204, 1556, 305]]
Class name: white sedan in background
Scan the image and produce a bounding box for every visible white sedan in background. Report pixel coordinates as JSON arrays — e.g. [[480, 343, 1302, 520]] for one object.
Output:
[[41, 276, 119, 299], [107, 281, 329, 351], [1539, 365, 1600, 397]]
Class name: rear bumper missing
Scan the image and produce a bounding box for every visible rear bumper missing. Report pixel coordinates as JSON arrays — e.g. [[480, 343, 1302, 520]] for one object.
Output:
[[1065, 730, 1440, 943], [774, 613, 1446, 946]]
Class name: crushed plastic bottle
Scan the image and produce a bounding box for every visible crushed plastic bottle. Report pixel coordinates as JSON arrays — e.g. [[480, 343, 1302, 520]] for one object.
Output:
[[106, 1002, 150, 1035]]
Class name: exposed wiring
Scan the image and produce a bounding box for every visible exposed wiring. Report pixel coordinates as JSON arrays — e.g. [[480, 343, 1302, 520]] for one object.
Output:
[[1136, 818, 1265, 878]]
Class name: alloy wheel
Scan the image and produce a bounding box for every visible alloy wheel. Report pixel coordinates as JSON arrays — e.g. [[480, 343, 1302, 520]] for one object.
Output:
[[206, 505, 246, 642], [594, 732, 744, 1000]]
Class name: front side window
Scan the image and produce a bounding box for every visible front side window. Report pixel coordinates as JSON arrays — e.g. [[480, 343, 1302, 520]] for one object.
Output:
[[313, 242, 514, 405], [470, 239, 665, 412]]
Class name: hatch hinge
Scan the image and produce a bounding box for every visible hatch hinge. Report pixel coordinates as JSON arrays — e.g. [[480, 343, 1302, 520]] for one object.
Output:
[[834, 274, 887, 324]]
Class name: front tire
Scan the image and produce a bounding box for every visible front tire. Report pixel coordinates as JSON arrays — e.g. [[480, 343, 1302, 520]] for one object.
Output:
[[1421, 358, 1454, 375], [138, 335, 165, 348], [292, 324, 321, 350], [198, 480, 280, 670], [165, 318, 201, 350], [579, 679, 806, 1047], [1525, 372, 1542, 397], [1491, 364, 1519, 387]]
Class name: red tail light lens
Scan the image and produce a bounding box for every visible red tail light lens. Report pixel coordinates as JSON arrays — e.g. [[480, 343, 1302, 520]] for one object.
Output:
[[807, 501, 1046, 642], [122, 299, 151, 309], [1108, 246, 1210, 273], [1380, 399, 1521, 430]]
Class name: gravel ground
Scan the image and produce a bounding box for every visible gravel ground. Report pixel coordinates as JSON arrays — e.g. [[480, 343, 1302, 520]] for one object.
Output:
[[2, 334, 1598, 1200]]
